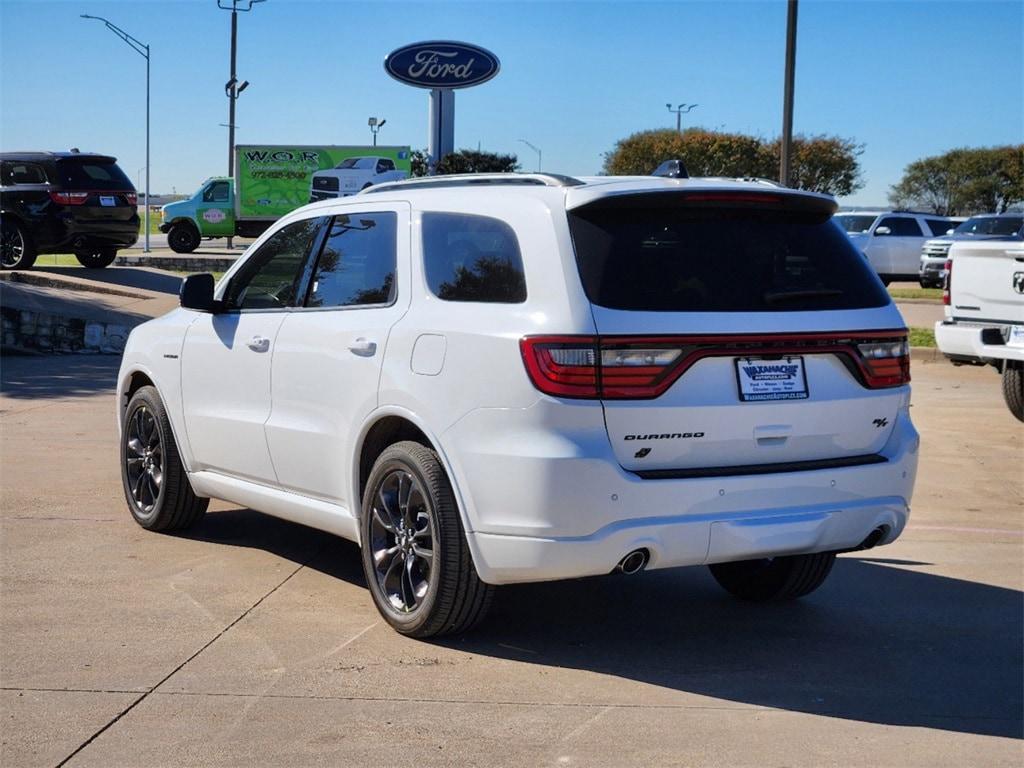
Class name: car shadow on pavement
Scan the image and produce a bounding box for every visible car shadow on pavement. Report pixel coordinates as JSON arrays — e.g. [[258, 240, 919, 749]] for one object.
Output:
[[0, 355, 121, 400], [186, 508, 1023, 741], [31, 266, 184, 295]]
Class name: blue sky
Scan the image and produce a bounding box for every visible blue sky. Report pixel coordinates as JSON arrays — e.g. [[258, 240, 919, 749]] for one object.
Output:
[[1, 0, 1021, 205]]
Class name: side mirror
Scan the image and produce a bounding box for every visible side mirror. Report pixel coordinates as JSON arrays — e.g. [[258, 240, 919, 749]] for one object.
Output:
[[946, 229, 955, 235], [180, 273, 218, 312], [874, 226, 891, 236]]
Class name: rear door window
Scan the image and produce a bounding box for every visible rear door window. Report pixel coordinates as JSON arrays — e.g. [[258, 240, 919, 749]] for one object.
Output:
[[422, 212, 527, 303], [568, 194, 889, 312], [877, 216, 922, 236], [56, 159, 134, 190], [306, 212, 397, 308]]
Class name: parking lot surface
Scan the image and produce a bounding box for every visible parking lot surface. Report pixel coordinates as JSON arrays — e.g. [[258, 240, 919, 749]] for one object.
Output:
[[1, 354, 1021, 767]]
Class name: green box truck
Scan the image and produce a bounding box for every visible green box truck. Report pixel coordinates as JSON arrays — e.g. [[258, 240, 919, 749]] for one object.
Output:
[[160, 145, 411, 253]]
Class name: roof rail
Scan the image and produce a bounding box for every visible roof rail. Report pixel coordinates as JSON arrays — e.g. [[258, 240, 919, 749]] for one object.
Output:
[[362, 172, 584, 194]]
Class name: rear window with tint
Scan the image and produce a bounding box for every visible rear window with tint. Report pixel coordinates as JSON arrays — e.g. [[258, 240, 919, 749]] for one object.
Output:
[[568, 197, 890, 312], [56, 159, 134, 190]]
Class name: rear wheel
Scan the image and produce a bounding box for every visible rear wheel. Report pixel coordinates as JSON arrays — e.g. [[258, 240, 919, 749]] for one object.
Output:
[[360, 441, 492, 637], [709, 552, 836, 601], [168, 222, 200, 254], [121, 385, 208, 531], [1002, 362, 1024, 423], [1, 219, 36, 270], [75, 248, 117, 268]]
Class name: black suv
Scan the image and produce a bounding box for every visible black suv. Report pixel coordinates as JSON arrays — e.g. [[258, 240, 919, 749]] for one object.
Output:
[[1, 151, 139, 269]]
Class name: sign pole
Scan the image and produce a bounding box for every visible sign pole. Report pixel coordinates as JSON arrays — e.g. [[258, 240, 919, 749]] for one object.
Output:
[[428, 88, 455, 175]]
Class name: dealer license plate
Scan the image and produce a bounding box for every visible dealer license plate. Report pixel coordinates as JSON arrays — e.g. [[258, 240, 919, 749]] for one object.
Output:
[[735, 356, 809, 402], [99, 196, 116, 207]]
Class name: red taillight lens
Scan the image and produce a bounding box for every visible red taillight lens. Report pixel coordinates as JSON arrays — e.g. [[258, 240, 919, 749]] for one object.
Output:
[[125, 192, 138, 206], [943, 259, 952, 305], [520, 337, 600, 398], [856, 338, 911, 387], [49, 191, 89, 205]]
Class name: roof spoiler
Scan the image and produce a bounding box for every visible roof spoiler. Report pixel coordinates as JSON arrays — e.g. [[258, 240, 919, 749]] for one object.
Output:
[[652, 159, 688, 179]]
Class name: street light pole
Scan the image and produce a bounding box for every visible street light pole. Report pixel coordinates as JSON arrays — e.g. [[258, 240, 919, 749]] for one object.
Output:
[[780, 0, 799, 186], [369, 117, 387, 147], [218, 0, 264, 249], [666, 103, 698, 133], [81, 14, 150, 253], [518, 139, 542, 172]]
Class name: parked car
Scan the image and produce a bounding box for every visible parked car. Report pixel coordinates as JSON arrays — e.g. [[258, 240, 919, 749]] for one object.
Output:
[[935, 237, 1024, 421], [1, 150, 139, 269], [834, 211, 954, 284], [309, 156, 408, 202], [919, 213, 1023, 288], [117, 173, 918, 637]]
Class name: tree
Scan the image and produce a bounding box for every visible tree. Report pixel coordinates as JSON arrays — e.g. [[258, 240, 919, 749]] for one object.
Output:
[[436, 149, 519, 175], [889, 146, 1024, 215], [602, 128, 864, 195]]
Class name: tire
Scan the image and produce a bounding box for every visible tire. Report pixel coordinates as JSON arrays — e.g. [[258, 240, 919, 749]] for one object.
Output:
[[1, 219, 36, 270], [708, 552, 836, 602], [168, 222, 201, 254], [1002, 362, 1024, 423], [121, 385, 208, 532], [75, 248, 117, 268], [360, 441, 493, 637]]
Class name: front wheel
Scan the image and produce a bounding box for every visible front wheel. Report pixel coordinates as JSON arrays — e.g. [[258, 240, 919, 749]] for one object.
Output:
[[121, 385, 208, 531], [1003, 362, 1024, 423], [168, 222, 201, 254], [1, 219, 36, 270], [708, 552, 836, 601], [360, 441, 493, 637], [75, 248, 117, 268]]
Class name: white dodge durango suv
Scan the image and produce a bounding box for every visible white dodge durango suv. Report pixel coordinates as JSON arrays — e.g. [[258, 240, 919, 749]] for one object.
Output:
[[117, 173, 919, 637]]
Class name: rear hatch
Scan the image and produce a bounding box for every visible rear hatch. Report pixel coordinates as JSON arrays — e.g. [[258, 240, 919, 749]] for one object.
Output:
[[555, 189, 909, 475], [53, 156, 137, 224]]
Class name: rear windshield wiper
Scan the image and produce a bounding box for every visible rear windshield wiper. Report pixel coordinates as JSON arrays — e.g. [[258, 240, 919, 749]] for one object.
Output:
[[763, 288, 844, 304]]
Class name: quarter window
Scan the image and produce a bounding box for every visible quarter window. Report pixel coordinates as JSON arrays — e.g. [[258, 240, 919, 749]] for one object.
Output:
[[306, 212, 397, 308], [877, 217, 922, 236], [422, 213, 527, 303], [225, 218, 324, 310]]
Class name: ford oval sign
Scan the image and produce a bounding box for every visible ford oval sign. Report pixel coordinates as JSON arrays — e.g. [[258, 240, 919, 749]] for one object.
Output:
[[384, 41, 500, 90]]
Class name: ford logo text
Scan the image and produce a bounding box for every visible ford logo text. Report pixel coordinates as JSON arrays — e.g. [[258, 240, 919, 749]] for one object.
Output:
[[384, 41, 500, 89]]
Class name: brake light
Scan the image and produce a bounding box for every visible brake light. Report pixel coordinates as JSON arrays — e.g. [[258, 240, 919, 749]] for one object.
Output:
[[943, 259, 952, 305], [49, 191, 89, 205], [521, 331, 911, 400], [125, 192, 137, 206], [856, 339, 911, 388]]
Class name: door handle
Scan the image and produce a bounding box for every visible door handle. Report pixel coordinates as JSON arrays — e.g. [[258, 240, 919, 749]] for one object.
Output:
[[247, 335, 270, 352], [348, 338, 377, 356]]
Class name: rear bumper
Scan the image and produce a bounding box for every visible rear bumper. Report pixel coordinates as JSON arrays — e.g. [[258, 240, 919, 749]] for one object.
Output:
[[34, 215, 139, 252], [935, 320, 1024, 364], [443, 400, 919, 585]]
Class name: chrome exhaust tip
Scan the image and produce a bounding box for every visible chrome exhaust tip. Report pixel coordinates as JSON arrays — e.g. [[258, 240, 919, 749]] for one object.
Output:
[[614, 549, 649, 575]]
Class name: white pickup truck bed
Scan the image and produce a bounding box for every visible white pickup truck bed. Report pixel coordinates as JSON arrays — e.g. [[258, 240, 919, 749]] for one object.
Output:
[[935, 238, 1024, 420]]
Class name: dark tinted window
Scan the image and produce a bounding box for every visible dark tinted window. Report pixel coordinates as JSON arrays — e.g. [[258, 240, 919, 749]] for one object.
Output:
[[422, 213, 526, 303], [877, 216, 922, 236], [925, 218, 954, 236], [203, 181, 230, 203], [1, 161, 48, 185], [307, 212, 396, 308], [954, 216, 1024, 236], [833, 214, 876, 233], [226, 218, 323, 310], [568, 198, 889, 312], [55, 159, 134, 190]]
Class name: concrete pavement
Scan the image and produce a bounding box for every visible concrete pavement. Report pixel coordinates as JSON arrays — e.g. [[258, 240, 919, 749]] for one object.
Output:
[[0, 355, 1020, 766]]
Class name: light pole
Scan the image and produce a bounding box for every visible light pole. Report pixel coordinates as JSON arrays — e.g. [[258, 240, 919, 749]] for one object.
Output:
[[518, 138, 541, 172], [666, 103, 698, 133], [368, 117, 387, 147], [81, 14, 150, 253], [780, 0, 798, 186], [218, 0, 265, 248]]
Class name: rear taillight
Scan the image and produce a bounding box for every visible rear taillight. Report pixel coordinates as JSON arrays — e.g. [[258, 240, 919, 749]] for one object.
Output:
[[49, 191, 89, 205], [125, 192, 138, 206], [522, 331, 912, 400], [856, 339, 911, 388], [943, 259, 952, 305]]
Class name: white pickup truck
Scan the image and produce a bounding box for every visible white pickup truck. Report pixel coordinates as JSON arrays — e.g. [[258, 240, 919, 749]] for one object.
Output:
[[935, 238, 1024, 421], [309, 156, 408, 202]]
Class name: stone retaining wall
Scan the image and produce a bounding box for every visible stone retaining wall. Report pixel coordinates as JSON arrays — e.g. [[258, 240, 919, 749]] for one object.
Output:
[[2, 305, 130, 354], [114, 254, 237, 272]]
